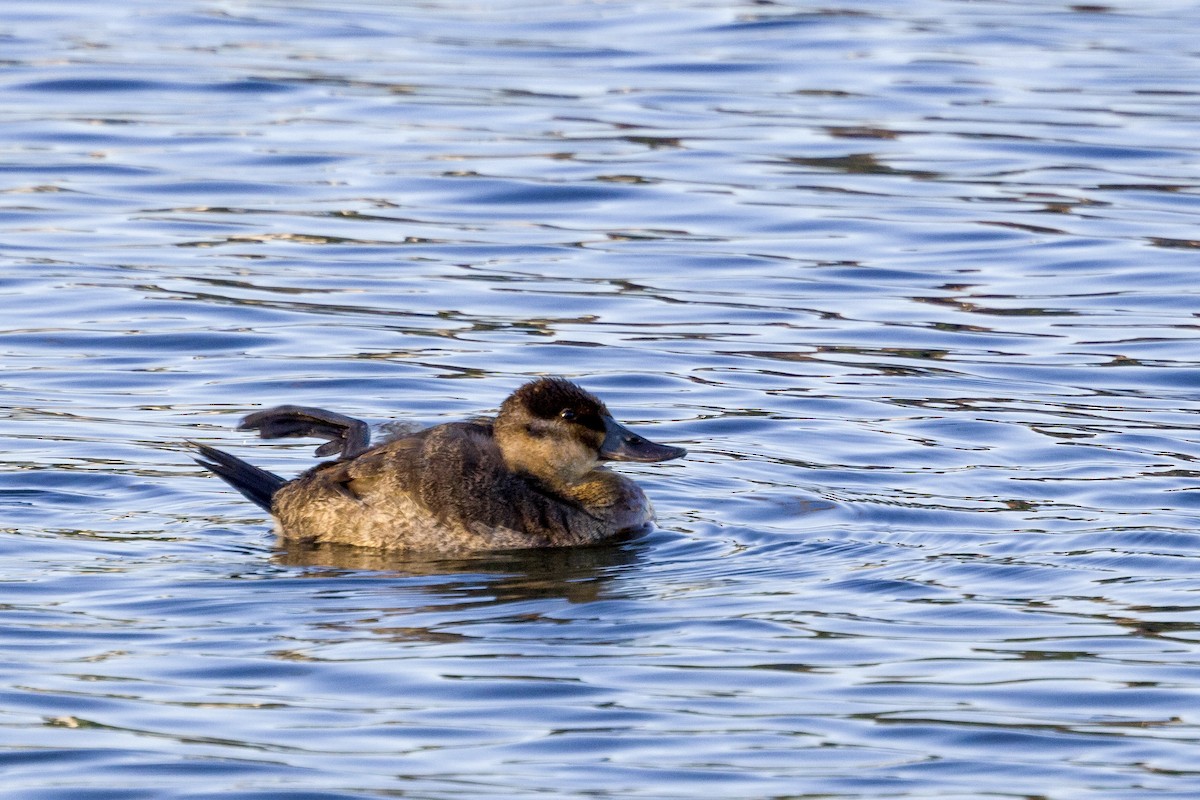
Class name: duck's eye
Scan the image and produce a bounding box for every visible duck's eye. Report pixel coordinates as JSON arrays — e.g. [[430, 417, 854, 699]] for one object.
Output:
[[559, 408, 577, 422]]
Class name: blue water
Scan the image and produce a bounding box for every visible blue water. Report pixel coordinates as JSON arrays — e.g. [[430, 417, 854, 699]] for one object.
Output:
[[4, 1, 1200, 797]]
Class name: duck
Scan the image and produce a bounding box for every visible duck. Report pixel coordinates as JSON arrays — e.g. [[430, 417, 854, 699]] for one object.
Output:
[[193, 377, 686, 552]]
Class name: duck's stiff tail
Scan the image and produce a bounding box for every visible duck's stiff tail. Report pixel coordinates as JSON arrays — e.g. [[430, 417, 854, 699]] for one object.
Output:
[[192, 442, 285, 513]]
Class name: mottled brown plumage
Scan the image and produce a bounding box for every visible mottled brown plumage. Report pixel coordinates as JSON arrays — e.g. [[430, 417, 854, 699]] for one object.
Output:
[[194, 378, 686, 553]]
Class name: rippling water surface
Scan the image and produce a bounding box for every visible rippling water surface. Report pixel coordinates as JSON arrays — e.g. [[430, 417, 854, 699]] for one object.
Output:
[[4, 1, 1200, 797]]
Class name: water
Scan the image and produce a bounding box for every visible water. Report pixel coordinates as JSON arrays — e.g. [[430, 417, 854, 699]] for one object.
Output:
[[3, 0, 1200, 797]]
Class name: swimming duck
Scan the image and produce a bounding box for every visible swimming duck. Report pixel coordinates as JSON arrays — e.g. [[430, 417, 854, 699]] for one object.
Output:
[[193, 378, 686, 552]]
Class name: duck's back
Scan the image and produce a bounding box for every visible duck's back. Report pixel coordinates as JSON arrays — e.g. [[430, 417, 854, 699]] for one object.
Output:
[[271, 422, 650, 551]]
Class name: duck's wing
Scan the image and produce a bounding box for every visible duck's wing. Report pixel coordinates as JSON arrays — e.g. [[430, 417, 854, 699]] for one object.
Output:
[[313, 422, 496, 507], [239, 405, 371, 460], [296, 422, 441, 502]]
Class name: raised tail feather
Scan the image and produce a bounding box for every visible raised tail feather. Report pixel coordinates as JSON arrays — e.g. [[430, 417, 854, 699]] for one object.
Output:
[[193, 442, 285, 513]]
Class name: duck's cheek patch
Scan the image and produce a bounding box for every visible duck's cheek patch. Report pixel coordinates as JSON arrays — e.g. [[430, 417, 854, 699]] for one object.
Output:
[[524, 421, 555, 439]]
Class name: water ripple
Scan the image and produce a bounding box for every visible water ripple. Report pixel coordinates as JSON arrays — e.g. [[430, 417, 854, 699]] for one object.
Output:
[[3, 0, 1200, 797]]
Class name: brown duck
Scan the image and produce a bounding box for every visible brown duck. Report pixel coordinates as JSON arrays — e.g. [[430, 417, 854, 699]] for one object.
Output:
[[194, 378, 686, 552]]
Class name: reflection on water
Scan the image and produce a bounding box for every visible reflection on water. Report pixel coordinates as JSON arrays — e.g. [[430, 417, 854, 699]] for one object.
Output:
[[276, 536, 643, 607], [4, 0, 1200, 797]]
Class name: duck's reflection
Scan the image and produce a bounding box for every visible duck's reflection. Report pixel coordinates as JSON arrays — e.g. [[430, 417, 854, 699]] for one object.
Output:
[[273, 530, 645, 606]]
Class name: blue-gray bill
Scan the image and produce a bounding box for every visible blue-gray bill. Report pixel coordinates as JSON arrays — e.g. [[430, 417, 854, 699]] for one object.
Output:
[[599, 415, 687, 463]]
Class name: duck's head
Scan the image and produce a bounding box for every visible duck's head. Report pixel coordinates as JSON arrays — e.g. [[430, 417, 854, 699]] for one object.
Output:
[[494, 377, 686, 487]]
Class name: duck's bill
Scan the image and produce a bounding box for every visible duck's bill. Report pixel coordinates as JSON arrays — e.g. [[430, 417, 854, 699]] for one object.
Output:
[[600, 416, 687, 463]]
